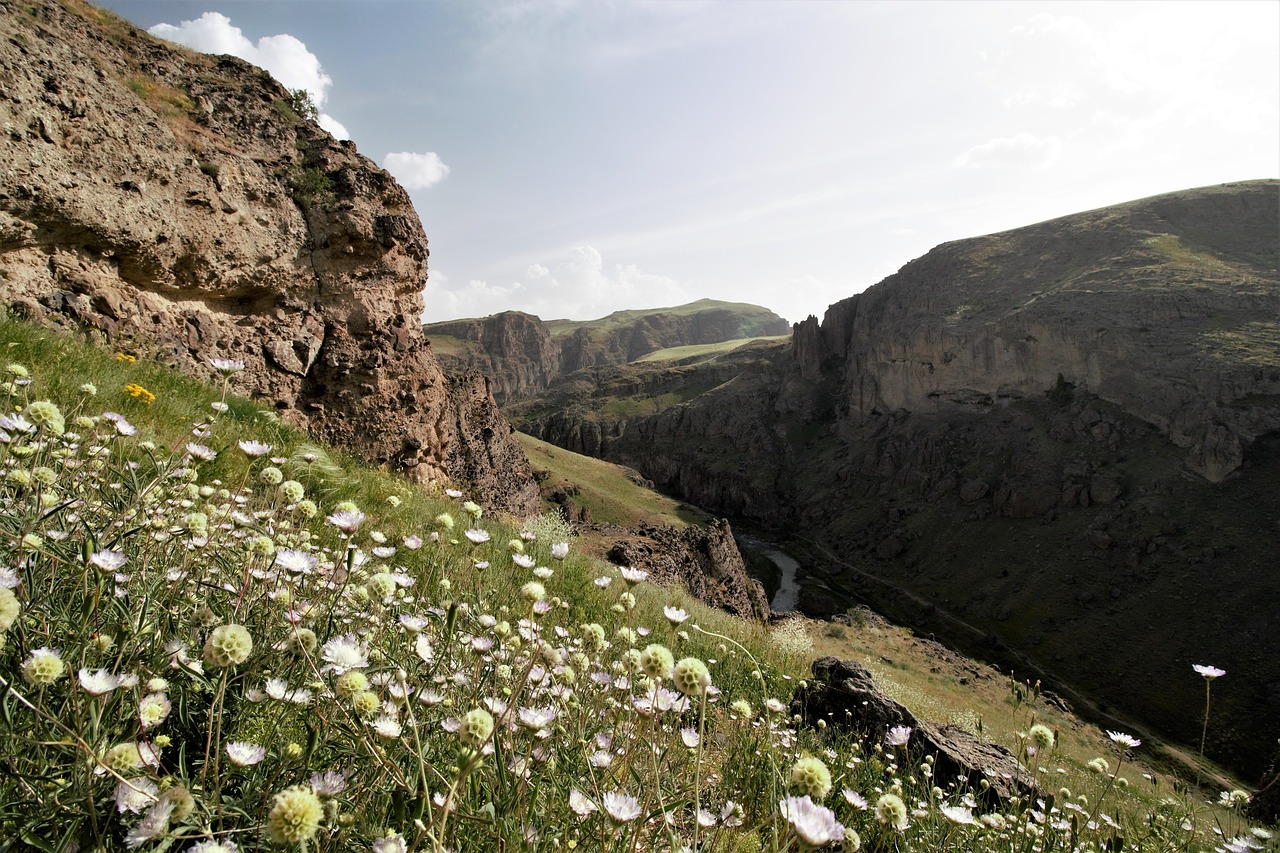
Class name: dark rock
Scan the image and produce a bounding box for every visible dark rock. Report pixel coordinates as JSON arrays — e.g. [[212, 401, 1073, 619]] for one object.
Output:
[[1247, 745, 1279, 824], [792, 657, 1037, 805]]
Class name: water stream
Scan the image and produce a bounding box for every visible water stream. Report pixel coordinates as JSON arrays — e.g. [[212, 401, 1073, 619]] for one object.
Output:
[[762, 547, 800, 613]]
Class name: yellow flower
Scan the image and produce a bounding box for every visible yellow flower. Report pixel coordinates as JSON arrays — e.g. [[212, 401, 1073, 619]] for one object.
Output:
[[115, 352, 137, 363], [124, 384, 156, 404]]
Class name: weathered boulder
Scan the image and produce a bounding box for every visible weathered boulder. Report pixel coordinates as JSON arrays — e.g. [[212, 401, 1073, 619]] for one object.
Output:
[[604, 520, 770, 622], [792, 657, 1037, 805], [0, 0, 538, 515]]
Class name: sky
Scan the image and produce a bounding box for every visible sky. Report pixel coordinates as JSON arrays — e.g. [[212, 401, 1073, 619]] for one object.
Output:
[[102, 0, 1279, 326]]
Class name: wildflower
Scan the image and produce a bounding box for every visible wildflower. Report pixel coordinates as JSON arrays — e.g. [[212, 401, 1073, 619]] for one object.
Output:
[[372, 834, 407, 853], [275, 549, 318, 575], [138, 693, 171, 729], [373, 716, 402, 738], [79, 382, 97, 395], [673, 657, 711, 696], [1029, 723, 1055, 751], [791, 756, 834, 800], [779, 795, 846, 847], [601, 791, 642, 824], [434, 512, 455, 530], [681, 727, 701, 748], [843, 788, 868, 810], [202, 624, 253, 669], [465, 528, 491, 544], [551, 542, 569, 560], [22, 647, 65, 687], [226, 741, 267, 766], [1087, 757, 1110, 774], [886, 725, 912, 747], [941, 804, 978, 826], [101, 410, 138, 435], [0, 587, 19, 632], [326, 508, 366, 533], [521, 582, 546, 603], [209, 358, 245, 376], [265, 785, 324, 843], [80, 667, 133, 695], [594, 576, 612, 588], [462, 500, 483, 519], [1193, 664, 1226, 679], [321, 634, 369, 674], [874, 793, 909, 831], [4, 363, 28, 377], [90, 550, 128, 572], [403, 534, 423, 550], [639, 644, 675, 680], [459, 708, 495, 747], [185, 443, 217, 461], [25, 400, 65, 433], [188, 842, 238, 853], [102, 742, 148, 774], [310, 770, 348, 796], [619, 566, 648, 585], [115, 778, 160, 814], [125, 799, 175, 848], [517, 706, 557, 731], [663, 605, 689, 625], [512, 553, 535, 568], [445, 488, 463, 498], [124, 383, 156, 404], [1107, 730, 1141, 749], [259, 466, 283, 485], [569, 789, 597, 816], [238, 439, 272, 457]]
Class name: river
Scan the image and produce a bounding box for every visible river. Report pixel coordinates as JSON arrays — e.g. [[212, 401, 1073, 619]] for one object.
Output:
[[734, 532, 801, 613]]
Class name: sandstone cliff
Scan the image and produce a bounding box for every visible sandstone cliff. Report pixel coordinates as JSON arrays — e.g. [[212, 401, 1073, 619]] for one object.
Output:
[[514, 182, 1280, 779], [0, 0, 538, 515], [425, 299, 790, 405]]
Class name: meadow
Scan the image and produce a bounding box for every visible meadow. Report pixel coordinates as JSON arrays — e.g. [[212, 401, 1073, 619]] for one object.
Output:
[[0, 316, 1272, 852]]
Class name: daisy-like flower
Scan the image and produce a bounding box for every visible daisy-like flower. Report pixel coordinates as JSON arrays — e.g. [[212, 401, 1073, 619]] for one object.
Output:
[[681, 727, 701, 748], [444, 488, 464, 498], [89, 550, 127, 572], [601, 791, 642, 824], [619, 566, 648, 585], [1107, 730, 1141, 749], [1193, 664, 1226, 679], [124, 799, 175, 848], [550, 542, 569, 560], [465, 528, 491, 544], [238, 440, 272, 457], [189, 842, 239, 853], [517, 706, 557, 731], [403, 534, 423, 550], [138, 693, 171, 729], [209, 358, 246, 375], [373, 716, 402, 738], [326, 508, 365, 534], [589, 749, 613, 768], [372, 835, 407, 853], [941, 804, 978, 826], [842, 788, 868, 810], [80, 668, 132, 695], [512, 553, 535, 568], [226, 741, 267, 766], [321, 634, 369, 674], [533, 566, 554, 580], [101, 411, 138, 436], [185, 443, 217, 461], [310, 769, 349, 796], [886, 724, 912, 747], [372, 545, 397, 559], [594, 576, 613, 589], [779, 795, 845, 847], [275, 549, 319, 575], [663, 605, 689, 625], [569, 789, 597, 816], [115, 778, 159, 813]]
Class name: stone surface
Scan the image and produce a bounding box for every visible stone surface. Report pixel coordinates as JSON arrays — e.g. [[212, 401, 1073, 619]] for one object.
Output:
[[602, 519, 770, 622], [0, 0, 537, 515], [792, 657, 1037, 805]]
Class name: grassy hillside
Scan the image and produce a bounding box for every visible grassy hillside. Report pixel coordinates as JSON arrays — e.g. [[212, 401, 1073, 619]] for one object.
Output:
[[0, 315, 1271, 851], [635, 335, 791, 364], [545, 298, 787, 339]]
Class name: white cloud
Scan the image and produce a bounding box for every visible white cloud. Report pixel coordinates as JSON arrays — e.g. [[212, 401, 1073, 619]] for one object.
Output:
[[422, 245, 691, 322], [383, 152, 451, 190], [953, 133, 1062, 170], [148, 12, 349, 140]]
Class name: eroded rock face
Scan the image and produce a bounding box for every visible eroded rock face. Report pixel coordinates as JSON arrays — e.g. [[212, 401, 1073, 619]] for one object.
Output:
[[792, 657, 1037, 805], [0, 0, 537, 515], [603, 520, 770, 622]]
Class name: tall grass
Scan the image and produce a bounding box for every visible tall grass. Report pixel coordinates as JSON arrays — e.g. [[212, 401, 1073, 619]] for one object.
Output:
[[0, 317, 1272, 852]]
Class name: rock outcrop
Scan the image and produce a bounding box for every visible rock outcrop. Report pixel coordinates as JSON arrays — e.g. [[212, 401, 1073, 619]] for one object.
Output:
[[603, 520, 770, 622], [512, 182, 1280, 780], [425, 299, 790, 405], [792, 657, 1037, 805], [0, 0, 537, 515]]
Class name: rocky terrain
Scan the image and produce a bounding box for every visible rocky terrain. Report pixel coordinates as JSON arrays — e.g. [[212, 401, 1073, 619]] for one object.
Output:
[[515, 181, 1280, 779], [424, 299, 789, 404], [0, 0, 537, 514]]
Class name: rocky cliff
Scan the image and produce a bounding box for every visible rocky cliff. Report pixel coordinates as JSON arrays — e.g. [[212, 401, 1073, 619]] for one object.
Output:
[[516, 182, 1280, 779], [425, 299, 790, 405], [0, 0, 538, 515]]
